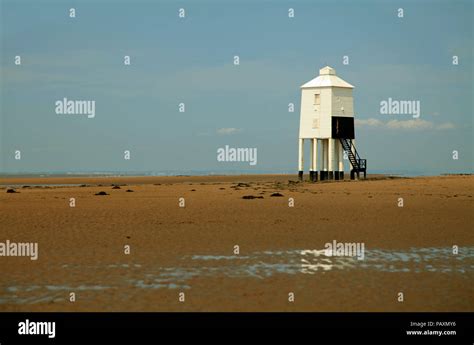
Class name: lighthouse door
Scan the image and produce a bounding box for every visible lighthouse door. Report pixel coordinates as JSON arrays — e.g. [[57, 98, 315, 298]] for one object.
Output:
[[332, 116, 354, 139]]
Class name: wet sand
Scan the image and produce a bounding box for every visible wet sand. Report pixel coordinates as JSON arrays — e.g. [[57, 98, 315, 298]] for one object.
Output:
[[0, 174, 472, 311]]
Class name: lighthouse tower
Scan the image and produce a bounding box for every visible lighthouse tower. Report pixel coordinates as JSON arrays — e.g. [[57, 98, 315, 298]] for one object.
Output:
[[298, 66, 366, 181]]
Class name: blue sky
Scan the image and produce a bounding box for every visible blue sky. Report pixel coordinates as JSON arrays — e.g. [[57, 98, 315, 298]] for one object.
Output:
[[1, 0, 472, 175]]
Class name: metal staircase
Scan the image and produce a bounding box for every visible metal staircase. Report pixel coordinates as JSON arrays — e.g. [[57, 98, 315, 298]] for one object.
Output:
[[339, 138, 367, 179]]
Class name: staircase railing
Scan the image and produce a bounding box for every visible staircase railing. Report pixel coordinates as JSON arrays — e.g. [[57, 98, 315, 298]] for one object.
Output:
[[339, 138, 367, 177]]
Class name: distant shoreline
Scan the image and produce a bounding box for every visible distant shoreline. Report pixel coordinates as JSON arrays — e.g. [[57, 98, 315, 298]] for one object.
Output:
[[0, 173, 471, 187], [0, 172, 470, 179]]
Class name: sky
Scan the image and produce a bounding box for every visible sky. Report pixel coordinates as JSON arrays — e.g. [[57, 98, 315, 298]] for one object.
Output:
[[0, 0, 472, 175]]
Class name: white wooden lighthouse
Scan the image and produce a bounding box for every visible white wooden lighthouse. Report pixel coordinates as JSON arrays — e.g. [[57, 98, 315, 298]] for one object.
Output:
[[298, 66, 366, 181]]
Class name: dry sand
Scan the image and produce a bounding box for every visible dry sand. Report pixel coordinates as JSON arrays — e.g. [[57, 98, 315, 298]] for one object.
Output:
[[0, 174, 472, 311]]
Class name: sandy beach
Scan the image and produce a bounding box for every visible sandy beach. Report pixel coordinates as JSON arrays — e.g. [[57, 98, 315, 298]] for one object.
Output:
[[0, 174, 472, 311]]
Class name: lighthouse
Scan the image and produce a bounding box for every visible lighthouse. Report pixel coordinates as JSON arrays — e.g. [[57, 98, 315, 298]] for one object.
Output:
[[298, 66, 366, 181]]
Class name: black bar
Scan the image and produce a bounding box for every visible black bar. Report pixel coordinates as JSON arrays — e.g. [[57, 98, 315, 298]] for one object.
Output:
[[0, 312, 472, 345]]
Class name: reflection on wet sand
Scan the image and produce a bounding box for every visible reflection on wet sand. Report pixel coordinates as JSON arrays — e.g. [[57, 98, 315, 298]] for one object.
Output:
[[2, 247, 473, 305]]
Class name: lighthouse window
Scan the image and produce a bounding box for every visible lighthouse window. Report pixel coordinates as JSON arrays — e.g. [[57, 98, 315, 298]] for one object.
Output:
[[314, 94, 320, 105]]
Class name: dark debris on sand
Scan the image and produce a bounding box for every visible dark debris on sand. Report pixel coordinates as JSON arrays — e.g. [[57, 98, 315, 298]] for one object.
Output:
[[231, 182, 251, 189], [270, 192, 284, 197], [242, 195, 264, 199], [95, 191, 109, 196], [237, 182, 251, 187], [6, 188, 18, 193]]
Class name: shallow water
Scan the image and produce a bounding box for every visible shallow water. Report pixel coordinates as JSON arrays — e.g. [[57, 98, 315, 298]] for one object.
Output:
[[2, 247, 473, 305]]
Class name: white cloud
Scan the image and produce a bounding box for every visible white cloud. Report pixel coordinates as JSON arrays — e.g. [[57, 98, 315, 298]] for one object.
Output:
[[386, 119, 434, 130], [356, 118, 456, 131], [216, 128, 241, 135]]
